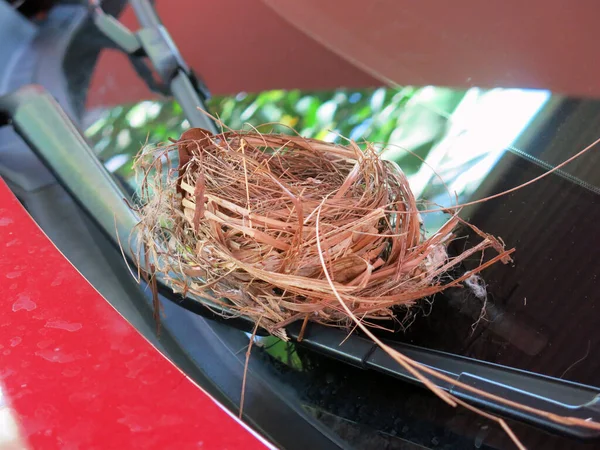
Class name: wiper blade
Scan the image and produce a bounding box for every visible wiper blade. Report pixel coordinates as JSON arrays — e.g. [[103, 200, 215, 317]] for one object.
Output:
[[287, 321, 600, 439]]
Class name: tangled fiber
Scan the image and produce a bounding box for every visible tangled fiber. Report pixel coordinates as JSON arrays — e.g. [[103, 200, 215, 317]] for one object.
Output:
[[133, 127, 512, 338]]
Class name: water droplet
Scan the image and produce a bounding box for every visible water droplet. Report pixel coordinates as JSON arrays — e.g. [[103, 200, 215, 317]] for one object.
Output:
[[125, 353, 150, 378], [61, 367, 81, 378], [0, 369, 15, 378], [12, 295, 36, 312], [9, 337, 21, 347], [69, 391, 97, 402], [5, 271, 21, 279], [116, 406, 153, 433], [44, 320, 82, 332], [5, 238, 19, 247], [0, 218, 13, 226], [35, 348, 89, 364]]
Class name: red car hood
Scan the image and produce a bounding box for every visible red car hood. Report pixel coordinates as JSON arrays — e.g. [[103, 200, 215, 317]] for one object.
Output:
[[0, 179, 269, 449]]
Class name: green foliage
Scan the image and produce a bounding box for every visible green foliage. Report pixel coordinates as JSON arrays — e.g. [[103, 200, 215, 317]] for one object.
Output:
[[85, 86, 466, 184], [254, 336, 303, 371]]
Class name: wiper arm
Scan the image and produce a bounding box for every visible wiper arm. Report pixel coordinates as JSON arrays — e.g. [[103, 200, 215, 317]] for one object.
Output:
[[90, 0, 217, 132]]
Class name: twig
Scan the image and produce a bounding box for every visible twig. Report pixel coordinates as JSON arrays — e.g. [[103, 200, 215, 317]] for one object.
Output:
[[240, 317, 262, 419]]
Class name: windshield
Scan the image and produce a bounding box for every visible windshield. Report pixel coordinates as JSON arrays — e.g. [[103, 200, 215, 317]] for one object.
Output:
[[85, 84, 599, 389]]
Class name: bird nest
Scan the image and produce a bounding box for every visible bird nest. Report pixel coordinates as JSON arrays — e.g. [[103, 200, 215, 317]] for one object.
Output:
[[132, 127, 512, 339], [128, 125, 600, 448]]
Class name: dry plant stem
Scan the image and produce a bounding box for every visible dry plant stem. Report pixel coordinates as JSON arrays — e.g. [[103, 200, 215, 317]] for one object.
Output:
[[298, 314, 310, 342], [239, 318, 261, 419]]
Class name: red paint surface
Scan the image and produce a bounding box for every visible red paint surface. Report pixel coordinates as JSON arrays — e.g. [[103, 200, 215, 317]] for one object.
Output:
[[0, 180, 267, 449], [264, 0, 600, 97], [89, 0, 600, 110], [87, 0, 378, 108]]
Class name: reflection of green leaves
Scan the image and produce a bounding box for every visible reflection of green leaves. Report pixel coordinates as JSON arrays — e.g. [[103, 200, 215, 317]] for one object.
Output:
[[381, 87, 465, 174], [255, 336, 303, 371], [86, 85, 466, 185]]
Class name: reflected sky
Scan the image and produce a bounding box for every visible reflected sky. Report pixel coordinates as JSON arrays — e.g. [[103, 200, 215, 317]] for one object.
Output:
[[406, 87, 550, 203]]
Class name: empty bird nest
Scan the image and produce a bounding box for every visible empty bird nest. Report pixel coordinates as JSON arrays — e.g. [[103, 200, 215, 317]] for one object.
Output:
[[131, 126, 513, 339]]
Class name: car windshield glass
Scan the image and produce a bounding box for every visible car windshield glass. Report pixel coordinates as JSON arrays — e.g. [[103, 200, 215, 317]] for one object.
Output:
[[85, 85, 599, 388]]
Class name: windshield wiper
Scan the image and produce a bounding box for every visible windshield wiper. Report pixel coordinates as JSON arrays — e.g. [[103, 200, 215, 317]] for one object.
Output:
[[287, 321, 600, 439], [90, 0, 217, 133]]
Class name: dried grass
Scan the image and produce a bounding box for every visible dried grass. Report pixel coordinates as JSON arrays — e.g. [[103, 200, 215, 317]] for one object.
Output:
[[133, 127, 511, 338]]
